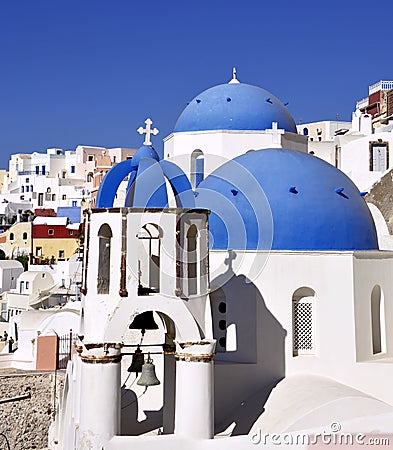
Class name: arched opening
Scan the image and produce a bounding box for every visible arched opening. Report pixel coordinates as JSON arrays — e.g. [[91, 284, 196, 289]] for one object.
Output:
[[121, 310, 176, 435], [187, 225, 198, 296], [86, 172, 93, 183], [371, 285, 386, 355], [190, 149, 204, 189], [137, 223, 162, 295], [302, 127, 309, 136], [9, 232, 14, 241], [97, 223, 112, 294], [22, 232, 28, 240], [292, 287, 316, 356]]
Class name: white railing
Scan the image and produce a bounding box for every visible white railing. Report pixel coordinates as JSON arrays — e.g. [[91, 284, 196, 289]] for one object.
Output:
[[356, 97, 368, 109], [369, 80, 393, 95]]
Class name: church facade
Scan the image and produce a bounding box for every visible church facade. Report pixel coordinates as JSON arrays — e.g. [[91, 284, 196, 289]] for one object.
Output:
[[49, 72, 393, 449]]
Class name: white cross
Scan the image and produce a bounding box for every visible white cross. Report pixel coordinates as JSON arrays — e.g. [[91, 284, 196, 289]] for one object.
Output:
[[137, 118, 159, 146], [266, 122, 284, 148]]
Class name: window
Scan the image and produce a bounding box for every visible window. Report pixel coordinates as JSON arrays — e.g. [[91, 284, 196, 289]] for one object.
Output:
[[86, 172, 93, 182], [62, 194, 66, 200], [38, 193, 44, 206], [371, 285, 386, 355], [302, 127, 309, 136], [52, 194, 56, 201], [68, 230, 73, 236], [9, 233, 14, 241], [21, 186, 24, 193], [292, 287, 316, 356], [42, 165, 46, 174], [88, 155, 94, 162], [190, 149, 204, 189], [187, 225, 198, 295], [35, 166, 39, 175], [30, 185, 33, 192], [72, 200, 77, 207], [97, 224, 112, 294], [369, 142, 389, 172], [113, 156, 116, 163], [20, 281, 24, 293], [48, 229, 54, 235], [20, 195, 24, 200], [137, 223, 162, 294], [71, 165, 75, 173], [59, 250, 65, 259], [25, 281, 29, 290], [26, 185, 30, 192], [36, 247, 42, 257], [25, 178, 29, 183], [22, 232, 28, 240]]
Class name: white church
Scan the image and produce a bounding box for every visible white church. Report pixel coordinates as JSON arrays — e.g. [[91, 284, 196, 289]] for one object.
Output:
[[49, 71, 393, 449]]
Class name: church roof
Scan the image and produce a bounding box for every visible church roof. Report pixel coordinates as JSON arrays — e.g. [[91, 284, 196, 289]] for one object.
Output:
[[174, 82, 297, 134], [195, 149, 379, 251]]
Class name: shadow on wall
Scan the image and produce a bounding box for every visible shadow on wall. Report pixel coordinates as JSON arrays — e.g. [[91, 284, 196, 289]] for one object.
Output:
[[212, 251, 287, 436], [120, 387, 163, 435]]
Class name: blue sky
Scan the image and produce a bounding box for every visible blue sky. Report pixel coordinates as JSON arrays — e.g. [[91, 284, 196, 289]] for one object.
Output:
[[0, 0, 392, 167]]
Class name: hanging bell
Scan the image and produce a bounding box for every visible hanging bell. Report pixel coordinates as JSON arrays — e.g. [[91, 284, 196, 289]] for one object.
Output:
[[129, 311, 159, 335], [137, 353, 160, 387], [127, 346, 144, 374]]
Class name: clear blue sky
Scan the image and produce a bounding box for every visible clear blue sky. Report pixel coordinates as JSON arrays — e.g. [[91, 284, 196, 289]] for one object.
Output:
[[0, 0, 392, 168]]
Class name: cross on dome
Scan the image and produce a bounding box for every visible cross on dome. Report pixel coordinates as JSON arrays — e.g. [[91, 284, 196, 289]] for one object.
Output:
[[266, 121, 285, 147], [137, 118, 159, 146], [228, 67, 240, 84]]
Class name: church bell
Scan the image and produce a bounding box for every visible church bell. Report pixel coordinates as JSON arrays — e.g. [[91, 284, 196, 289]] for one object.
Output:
[[127, 346, 144, 374], [129, 311, 159, 335], [137, 353, 160, 387]]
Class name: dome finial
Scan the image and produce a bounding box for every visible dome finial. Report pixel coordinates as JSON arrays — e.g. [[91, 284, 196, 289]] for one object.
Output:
[[229, 67, 240, 84], [137, 118, 159, 146]]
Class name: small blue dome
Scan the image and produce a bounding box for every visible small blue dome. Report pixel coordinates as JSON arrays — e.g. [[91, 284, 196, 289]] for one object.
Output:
[[195, 149, 378, 251], [174, 82, 297, 133], [130, 145, 159, 170]]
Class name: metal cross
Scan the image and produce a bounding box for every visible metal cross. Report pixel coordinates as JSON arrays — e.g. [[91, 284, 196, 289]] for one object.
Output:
[[137, 118, 159, 146]]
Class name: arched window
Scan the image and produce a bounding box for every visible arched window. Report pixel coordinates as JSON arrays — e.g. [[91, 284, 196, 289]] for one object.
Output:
[[302, 127, 309, 136], [86, 172, 93, 183], [292, 287, 316, 356], [9, 233, 14, 241], [371, 285, 386, 354], [97, 224, 112, 294], [187, 225, 198, 295], [137, 223, 162, 294], [190, 149, 204, 189], [22, 232, 28, 240]]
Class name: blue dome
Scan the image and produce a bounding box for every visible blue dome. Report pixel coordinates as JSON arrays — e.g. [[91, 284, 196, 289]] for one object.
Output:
[[174, 82, 297, 133], [130, 145, 160, 170], [195, 149, 378, 251]]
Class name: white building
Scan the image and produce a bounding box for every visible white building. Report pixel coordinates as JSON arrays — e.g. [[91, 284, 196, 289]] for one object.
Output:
[[49, 74, 393, 449], [1, 145, 136, 215]]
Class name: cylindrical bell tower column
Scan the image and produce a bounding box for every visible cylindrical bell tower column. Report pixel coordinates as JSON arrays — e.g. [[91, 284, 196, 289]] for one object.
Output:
[[174, 339, 216, 439], [78, 343, 122, 449]]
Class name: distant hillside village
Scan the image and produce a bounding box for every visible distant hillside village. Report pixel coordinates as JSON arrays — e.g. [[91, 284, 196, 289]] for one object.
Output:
[[1, 76, 393, 450], [0, 146, 136, 357]]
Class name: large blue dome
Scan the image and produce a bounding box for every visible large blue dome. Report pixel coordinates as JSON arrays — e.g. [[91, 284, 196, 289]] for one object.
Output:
[[195, 149, 378, 251], [174, 82, 297, 133]]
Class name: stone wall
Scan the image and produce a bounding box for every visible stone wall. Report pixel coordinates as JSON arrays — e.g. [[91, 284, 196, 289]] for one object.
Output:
[[366, 169, 393, 233], [0, 370, 64, 450]]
